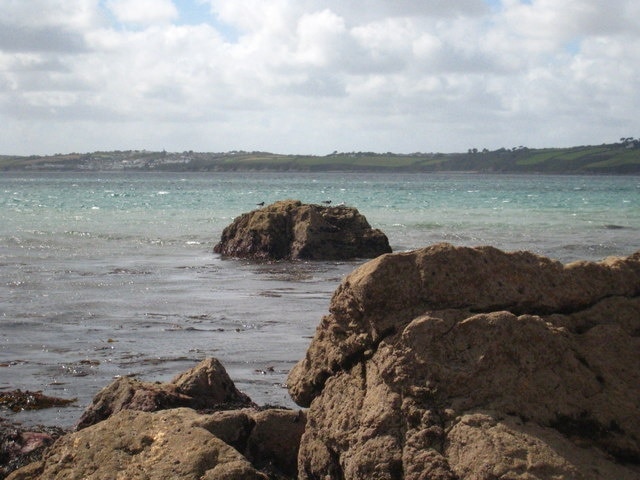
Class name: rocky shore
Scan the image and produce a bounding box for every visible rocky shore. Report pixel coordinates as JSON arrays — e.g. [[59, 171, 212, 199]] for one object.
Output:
[[289, 244, 640, 479], [3, 244, 640, 479]]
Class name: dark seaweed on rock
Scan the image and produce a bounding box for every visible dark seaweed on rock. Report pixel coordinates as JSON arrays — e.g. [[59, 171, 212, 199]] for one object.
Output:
[[0, 390, 75, 412]]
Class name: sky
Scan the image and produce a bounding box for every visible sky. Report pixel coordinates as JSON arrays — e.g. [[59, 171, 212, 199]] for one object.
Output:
[[1, 0, 639, 155]]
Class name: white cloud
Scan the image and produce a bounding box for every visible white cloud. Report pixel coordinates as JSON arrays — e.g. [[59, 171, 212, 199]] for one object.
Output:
[[206, 0, 295, 33], [295, 10, 347, 67], [0, 0, 639, 155], [0, 0, 101, 30], [106, 0, 179, 25]]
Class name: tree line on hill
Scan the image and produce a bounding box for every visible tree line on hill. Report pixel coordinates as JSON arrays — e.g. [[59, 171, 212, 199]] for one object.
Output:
[[0, 139, 638, 174]]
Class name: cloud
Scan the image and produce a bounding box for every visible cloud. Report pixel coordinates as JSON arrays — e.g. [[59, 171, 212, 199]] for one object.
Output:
[[0, 23, 87, 53], [106, 0, 179, 25], [1, 0, 101, 30], [0, 0, 639, 155], [0, 0, 98, 53]]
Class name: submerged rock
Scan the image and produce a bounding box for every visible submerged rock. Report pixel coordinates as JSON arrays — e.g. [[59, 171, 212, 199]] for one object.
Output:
[[213, 199, 391, 260], [288, 243, 640, 479], [0, 391, 74, 477]]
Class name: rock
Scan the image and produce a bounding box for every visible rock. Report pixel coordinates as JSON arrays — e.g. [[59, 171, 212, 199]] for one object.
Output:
[[171, 357, 253, 409], [195, 409, 255, 452], [7, 407, 306, 480], [196, 408, 306, 478], [6, 408, 268, 480], [35, 358, 306, 479], [288, 243, 640, 479], [0, 391, 72, 477], [213, 199, 391, 260], [0, 419, 66, 478], [244, 409, 306, 478], [77, 357, 253, 429]]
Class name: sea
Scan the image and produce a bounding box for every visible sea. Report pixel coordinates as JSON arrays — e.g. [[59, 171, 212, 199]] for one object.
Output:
[[1, 171, 639, 428]]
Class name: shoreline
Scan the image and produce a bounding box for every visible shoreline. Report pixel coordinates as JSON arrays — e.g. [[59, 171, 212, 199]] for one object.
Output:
[[3, 244, 640, 479], [2, 142, 640, 175]]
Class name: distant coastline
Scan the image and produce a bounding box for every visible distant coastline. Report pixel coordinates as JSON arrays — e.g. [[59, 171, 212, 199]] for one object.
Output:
[[2, 140, 640, 174]]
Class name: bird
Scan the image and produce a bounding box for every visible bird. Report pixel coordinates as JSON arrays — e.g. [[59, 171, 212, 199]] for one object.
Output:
[[256, 202, 265, 207], [321, 200, 332, 205]]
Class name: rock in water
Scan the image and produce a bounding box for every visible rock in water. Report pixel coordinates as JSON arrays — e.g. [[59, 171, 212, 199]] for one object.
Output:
[[288, 243, 640, 480], [213, 199, 391, 260]]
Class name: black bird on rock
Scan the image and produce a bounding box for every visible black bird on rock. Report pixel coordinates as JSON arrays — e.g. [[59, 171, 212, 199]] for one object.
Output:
[[256, 202, 265, 207], [321, 200, 332, 205]]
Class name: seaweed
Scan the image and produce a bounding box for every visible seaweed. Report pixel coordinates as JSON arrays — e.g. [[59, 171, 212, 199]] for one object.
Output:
[[0, 390, 76, 412]]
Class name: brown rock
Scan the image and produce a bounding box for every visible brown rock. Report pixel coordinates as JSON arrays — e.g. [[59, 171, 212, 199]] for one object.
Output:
[[195, 409, 256, 452], [0, 419, 66, 478], [8, 407, 307, 480], [288, 244, 640, 405], [445, 413, 640, 480], [288, 243, 640, 479], [171, 357, 253, 409], [77, 357, 253, 429], [36, 358, 307, 479], [213, 199, 391, 260], [6, 408, 268, 480], [194, 408, 306, 478], [244, 409, 306, 478]]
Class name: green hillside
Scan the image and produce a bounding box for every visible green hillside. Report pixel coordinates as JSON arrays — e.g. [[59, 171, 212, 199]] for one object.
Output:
[[2, 141, 639, 174]]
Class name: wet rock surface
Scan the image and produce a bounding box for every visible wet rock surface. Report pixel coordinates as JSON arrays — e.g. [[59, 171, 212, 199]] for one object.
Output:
[[214, 199, 392, 260], [288, 243, 640, 479], [1, 391, 74, 477], [0, 419, 66, 479]]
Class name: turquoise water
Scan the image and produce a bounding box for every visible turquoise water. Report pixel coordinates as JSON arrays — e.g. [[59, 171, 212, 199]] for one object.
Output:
[[1, 171, 639, 427]]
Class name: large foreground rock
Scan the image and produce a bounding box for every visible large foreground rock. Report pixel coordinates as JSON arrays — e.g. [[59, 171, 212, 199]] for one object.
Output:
[[7, 408, 306, 480], [288, 243, 640, 479], [8, 358, 306, 479], [213, 199, 391, 260]]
